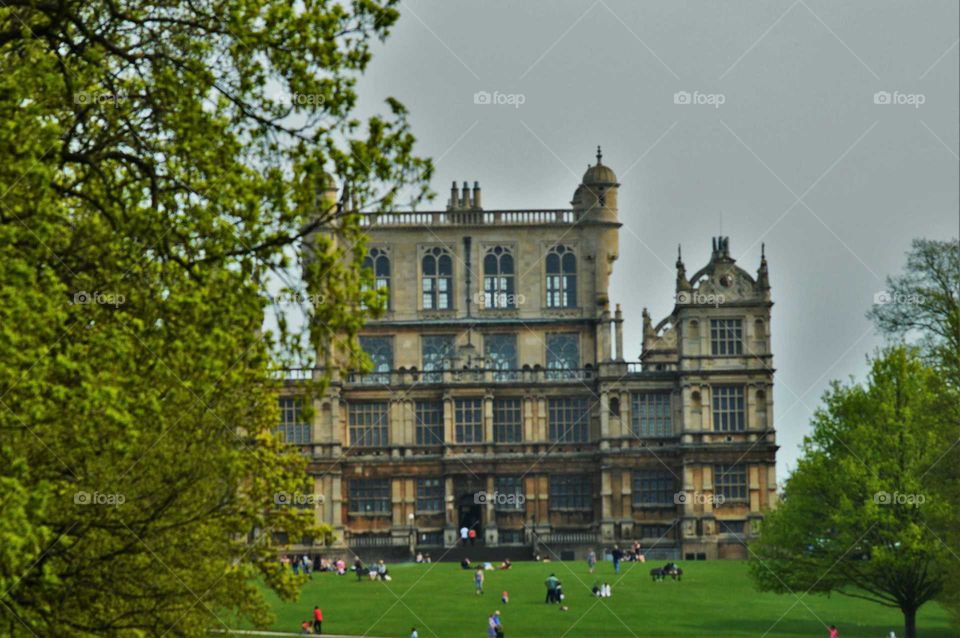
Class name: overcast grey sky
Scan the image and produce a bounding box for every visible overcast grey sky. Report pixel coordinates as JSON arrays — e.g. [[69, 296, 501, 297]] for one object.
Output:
[[350, 0, 959, 478]]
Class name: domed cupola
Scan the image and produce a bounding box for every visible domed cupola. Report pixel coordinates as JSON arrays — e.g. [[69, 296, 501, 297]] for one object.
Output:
[[572, 146, 619, 223]]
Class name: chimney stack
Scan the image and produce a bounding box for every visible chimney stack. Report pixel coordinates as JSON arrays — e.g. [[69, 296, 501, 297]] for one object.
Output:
[[461, 181, 471, 209], [449, 181, 459, 210], [472, 181, 482, 210]]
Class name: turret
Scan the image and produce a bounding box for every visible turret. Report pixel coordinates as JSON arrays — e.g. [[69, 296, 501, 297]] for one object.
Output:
[[572, 145, 619, 223]]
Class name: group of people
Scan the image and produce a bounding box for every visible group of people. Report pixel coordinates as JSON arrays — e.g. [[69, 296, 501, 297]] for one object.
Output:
[[350, 558, 390, 581], [459, 525, 479, 545], [282, 554, 353, 577], [414, 552, 433, 563]]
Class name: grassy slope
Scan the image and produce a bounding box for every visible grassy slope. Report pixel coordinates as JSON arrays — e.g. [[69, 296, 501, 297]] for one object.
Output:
[[244, 560, 954, 638]]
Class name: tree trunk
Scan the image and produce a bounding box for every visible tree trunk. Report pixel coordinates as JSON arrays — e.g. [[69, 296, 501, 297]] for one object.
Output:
[[902, 606, 917, 638]]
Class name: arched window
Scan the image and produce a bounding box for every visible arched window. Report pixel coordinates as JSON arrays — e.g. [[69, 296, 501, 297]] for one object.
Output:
[[483, 246, 515, 309], [362, 248, 390, 309], [546, 245, 576, 308], [422, 247, 453, 310]]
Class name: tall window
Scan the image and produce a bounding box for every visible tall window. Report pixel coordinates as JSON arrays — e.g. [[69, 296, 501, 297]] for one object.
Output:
[[422, 247, 453, 310], [415, 400, 444, 445], [485, 334, 517, 381], [358, 336, 393, 384], [710, 319, 743, 355], [549, 475, 592, 510], [422, 335, 455, 383], [712, 386, 746, 432], [416, 478, 443, 513], [714, 464, 748, 502], [348, 402, 389, 447], [493, 398, 523, 442], [483, 246, 515, 308], [494, 476, 524, 511], [548, 397, 590, 442], [362, 248, 390, 309], [545, 245, 576, 308], [631, 392, 672, 437], [454, 398, 484, 443], [632, 470, 675, 507], [348, 479, 390, 514], [276, 397, 310, 444], [546, 333, 579, 380]]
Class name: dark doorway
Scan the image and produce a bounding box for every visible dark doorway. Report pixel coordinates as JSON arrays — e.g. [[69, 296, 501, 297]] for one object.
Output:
[[457, 493, 482, 545]]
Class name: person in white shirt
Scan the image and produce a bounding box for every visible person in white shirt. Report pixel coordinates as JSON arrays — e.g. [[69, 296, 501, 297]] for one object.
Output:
[[460, 526, 469, 545]]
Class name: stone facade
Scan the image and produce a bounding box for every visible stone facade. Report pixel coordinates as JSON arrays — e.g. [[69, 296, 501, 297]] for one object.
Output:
[[281, 149, 778, 560]]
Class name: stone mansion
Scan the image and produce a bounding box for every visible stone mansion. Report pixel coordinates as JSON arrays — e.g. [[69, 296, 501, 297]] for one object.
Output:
[[279, 148, 778, 561]]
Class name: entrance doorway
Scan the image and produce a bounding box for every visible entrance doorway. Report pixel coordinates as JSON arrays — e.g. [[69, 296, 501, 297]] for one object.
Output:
[[457, 493, 482, 545]]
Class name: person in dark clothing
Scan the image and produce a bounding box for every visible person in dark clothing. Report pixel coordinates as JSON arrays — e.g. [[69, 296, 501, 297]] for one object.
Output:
[[544, 574, 560, 604], [354, 558, 364, 581], [611, 546, 623, 574]]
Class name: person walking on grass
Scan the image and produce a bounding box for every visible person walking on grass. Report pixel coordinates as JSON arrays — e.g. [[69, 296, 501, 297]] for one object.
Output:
[[312, 606, 323, 634], [828, 626, 839, 638], [611, 545, 623, 575], [487, 613, 498, 638], [586, 548, 597, 574], [475, 566, 485, 595]]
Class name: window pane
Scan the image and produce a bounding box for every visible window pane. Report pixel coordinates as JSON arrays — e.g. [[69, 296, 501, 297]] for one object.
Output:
[[454, 398, 484, 443], [631, 392, 672, 437], [348, 479, 391, 514], [422, 335, 455, 383], [714, 464, 748, 502], [493, 398, 523, 442], [548, 397, 589, 442], [348, 402, 389, 447], [277, 397, 311, 444], [416, 478, 444, 513], [710, 319, 743, 355], [358, 336, 393, 385], [712, 386, 745, 432], [549, 474, 592, 510], [546, 333, 579, 380], [415, 400, 444, 445], [632, 470, 675, 507], [493, 476, 524, 511], [485, 334, 518, 381]]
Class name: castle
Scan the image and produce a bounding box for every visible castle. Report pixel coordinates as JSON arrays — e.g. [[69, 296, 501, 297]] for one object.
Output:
[[279, 148, 778, 561]]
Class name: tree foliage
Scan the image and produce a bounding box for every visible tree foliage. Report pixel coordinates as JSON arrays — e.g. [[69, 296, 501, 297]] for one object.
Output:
[[0, 0, 430, 635], [749, 347, 959, 638]]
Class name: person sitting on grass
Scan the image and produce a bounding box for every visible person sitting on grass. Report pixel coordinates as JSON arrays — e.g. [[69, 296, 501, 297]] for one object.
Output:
[[460, 557, 472, 570], [353, 558, 364, 581], [499, 558, 512, 570], [300, 619, 312, 635]]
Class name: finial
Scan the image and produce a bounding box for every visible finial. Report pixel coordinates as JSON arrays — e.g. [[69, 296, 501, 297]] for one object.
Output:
[[596, 145, 602, 165], [761, 242, 765, 259], [677, 244, 682, 262]]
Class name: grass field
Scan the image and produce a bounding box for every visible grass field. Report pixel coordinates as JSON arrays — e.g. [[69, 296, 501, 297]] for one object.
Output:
[[239, 560, 954, 638]]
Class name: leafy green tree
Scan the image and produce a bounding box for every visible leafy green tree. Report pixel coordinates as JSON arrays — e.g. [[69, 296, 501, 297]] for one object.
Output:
[[867, 238, 960, 626], [750, 348, 958, 638], [0, 0, 430, 635]]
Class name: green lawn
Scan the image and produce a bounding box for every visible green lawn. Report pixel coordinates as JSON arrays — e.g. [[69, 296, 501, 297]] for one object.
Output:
[[239, 560, 954, 638]]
